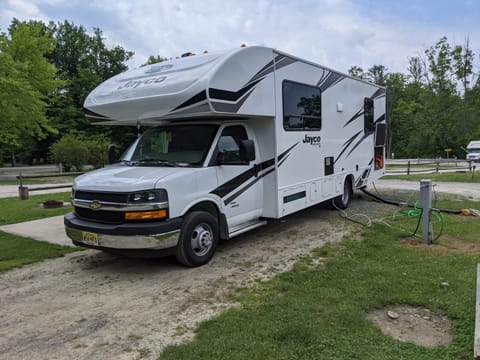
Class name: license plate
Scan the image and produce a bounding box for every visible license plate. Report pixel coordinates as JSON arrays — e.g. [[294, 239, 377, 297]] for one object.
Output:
[[82, 231, 98, 246]]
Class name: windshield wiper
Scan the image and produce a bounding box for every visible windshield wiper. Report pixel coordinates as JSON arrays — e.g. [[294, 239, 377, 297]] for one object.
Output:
[[135, 159, 178, 167], [119, 159, 135, 166]]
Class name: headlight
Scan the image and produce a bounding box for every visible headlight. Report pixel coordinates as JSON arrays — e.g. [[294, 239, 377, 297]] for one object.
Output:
[[128, 189, 168, 203]]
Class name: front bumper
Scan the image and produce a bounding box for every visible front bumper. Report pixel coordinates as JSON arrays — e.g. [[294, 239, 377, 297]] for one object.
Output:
[[64, 213, 182, 252]]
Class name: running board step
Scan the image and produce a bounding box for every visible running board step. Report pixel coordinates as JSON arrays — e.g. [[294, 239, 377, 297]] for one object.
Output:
[[228, 220, 267, 238]]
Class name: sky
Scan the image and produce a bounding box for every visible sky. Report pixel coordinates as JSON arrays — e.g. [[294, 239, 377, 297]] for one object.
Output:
[[1, 0, 479, 75]]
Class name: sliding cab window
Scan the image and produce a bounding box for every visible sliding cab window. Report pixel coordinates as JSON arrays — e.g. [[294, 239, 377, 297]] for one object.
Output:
[[283, 80, 321, 131], [216, 126, 249, 165], [364, 97, 374, 134]]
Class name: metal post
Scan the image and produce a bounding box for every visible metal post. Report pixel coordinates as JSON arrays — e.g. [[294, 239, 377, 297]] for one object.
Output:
[[18, 172, 29, 200], [420, 179, 433, 244], [407, 160, 410, 176]]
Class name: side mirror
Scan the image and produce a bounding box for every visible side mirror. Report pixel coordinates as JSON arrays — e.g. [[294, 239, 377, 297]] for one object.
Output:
[[108, 145, 119, 164], [240, 139, 255, 162]]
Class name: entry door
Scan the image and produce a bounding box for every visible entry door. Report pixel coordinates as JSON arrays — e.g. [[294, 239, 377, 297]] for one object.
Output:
[[214, 125, 263, 229]]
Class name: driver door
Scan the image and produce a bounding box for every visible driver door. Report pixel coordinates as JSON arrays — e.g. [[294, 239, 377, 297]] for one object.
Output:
[[213, 125, 263, 230]]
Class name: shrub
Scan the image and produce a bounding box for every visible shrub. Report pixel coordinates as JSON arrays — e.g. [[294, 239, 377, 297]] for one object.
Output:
[[49, 133, 109, 171]]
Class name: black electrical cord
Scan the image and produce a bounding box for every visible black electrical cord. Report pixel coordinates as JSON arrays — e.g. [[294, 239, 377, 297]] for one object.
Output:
[[361, 187, 463, 215]]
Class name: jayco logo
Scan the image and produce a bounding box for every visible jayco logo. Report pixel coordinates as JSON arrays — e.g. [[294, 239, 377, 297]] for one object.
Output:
[[117, 76, 167, 90], [302, 134, 321, 146]]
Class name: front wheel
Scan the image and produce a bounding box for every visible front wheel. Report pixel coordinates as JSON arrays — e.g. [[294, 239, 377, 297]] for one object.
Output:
[[332, 178, 353, 210], [176, 211, 219, 267]]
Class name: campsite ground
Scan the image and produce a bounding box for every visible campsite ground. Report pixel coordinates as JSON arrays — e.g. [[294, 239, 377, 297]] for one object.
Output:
[[0, 196, 393, 360], [1, 180, 479, 359]]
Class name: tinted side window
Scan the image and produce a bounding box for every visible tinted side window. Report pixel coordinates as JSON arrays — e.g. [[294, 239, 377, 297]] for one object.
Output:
[[283, 81, 321, 131], [217, 126, 248, 165], [364, 97, 374, 133]]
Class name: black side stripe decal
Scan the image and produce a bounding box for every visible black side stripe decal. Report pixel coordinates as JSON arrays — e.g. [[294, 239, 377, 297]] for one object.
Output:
[[223, 148, 294, 205], [209, 79, 262, 102], [210, 87, 255, 113], [344, 108, 364, 128], [372, 88, 386, 99], [211, 168, 256, 198], [210, 142, 299, 201], [224, 168, 275, 205], [172, 90, 207, 111], [249, 55, 282, 82], [334, 131, 362, 164], [345, 132, 372, 158], [374, 114, 385, 124], [318, 72, 345, 92], [344, 89, 385, 128], [279, 142, 299, 161]]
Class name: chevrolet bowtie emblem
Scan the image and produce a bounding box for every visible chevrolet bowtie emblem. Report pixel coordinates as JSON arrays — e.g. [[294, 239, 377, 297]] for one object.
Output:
[[90, 201, 102, 210]]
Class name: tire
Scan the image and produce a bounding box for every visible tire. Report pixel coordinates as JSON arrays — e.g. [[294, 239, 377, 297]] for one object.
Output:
[[176, 211, 219, 267], [332, 178, 353, 210]]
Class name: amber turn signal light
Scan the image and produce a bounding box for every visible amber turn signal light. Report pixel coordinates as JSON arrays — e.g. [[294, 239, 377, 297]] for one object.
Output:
[[124, 209, 167, 221]]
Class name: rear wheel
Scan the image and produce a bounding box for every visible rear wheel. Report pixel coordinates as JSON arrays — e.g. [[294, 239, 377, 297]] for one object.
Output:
[[176, 211, 219, 267], [332, 178, 353, 210]]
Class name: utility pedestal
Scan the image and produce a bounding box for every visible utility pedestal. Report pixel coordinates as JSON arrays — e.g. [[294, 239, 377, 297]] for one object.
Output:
[[420, 179, 433, 244]]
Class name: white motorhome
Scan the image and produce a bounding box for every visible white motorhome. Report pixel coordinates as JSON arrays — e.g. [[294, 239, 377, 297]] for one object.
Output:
[[64, 46, 387, 266], [466, 140, 480, 162]]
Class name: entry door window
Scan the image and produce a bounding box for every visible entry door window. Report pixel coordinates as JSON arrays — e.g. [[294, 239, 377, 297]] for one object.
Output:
[[217, 126, 249, 165], [364, 97, 374, 133]]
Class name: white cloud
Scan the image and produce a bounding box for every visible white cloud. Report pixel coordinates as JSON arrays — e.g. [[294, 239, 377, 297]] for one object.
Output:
[[1, 0, 479, 76]]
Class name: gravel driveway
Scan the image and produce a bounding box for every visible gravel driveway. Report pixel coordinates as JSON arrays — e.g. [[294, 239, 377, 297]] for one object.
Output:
[[0, 197, 393, 360]]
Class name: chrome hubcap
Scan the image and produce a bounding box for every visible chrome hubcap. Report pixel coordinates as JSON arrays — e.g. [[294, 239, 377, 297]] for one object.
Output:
[[191, 223, 213, 257]]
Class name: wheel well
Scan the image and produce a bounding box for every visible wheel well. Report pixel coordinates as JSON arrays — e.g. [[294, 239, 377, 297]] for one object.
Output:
[[188, 201, 219, 218], [186, 201, 228, 240], [345, 174, 354, 188]]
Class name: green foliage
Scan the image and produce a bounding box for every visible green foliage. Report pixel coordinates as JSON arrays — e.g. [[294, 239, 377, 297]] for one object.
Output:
[[0, 20, 62, 149], [359, 36, 480, 159], [142, 55, 168, 66], [47, 21, 134, 139], [49, 133, 108, 171]]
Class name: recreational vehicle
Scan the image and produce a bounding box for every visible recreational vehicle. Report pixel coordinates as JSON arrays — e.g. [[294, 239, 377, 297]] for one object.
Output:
[[64, 46, 387, 266], [466, 140, 480, 162]]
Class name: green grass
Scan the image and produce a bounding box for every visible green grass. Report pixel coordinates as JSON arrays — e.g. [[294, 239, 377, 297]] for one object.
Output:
[[0, 191, 79, 272], [0, 231, 78, 273], [0, 192, 71, 225], [383, 171, 479, 183], [161, 199, 480, 359]]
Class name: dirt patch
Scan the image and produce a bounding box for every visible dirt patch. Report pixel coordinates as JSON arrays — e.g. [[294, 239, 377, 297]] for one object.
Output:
[[366, 304, 453, 348], [0, 197, 393, 360], [400, 235, 480, 255]]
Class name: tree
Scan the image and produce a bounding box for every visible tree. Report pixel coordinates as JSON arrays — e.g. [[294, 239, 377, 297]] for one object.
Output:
[[348, 66, 365, 79], [424, 36, 455, 94], [41, 21, 136, 161], [142, 55, 168, 66], [0, 20, 63, 164], [47, 21, 134, 137], [407, 56, 425, 85], [452, 37, 475, 95], [366, 65, 388, 86]]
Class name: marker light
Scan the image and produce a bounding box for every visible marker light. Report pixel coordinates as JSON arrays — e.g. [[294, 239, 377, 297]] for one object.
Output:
[[125, 209, 167, 221]]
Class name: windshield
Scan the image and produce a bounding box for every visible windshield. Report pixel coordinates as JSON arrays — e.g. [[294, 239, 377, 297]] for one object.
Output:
[[122, 125, 218, 166]]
